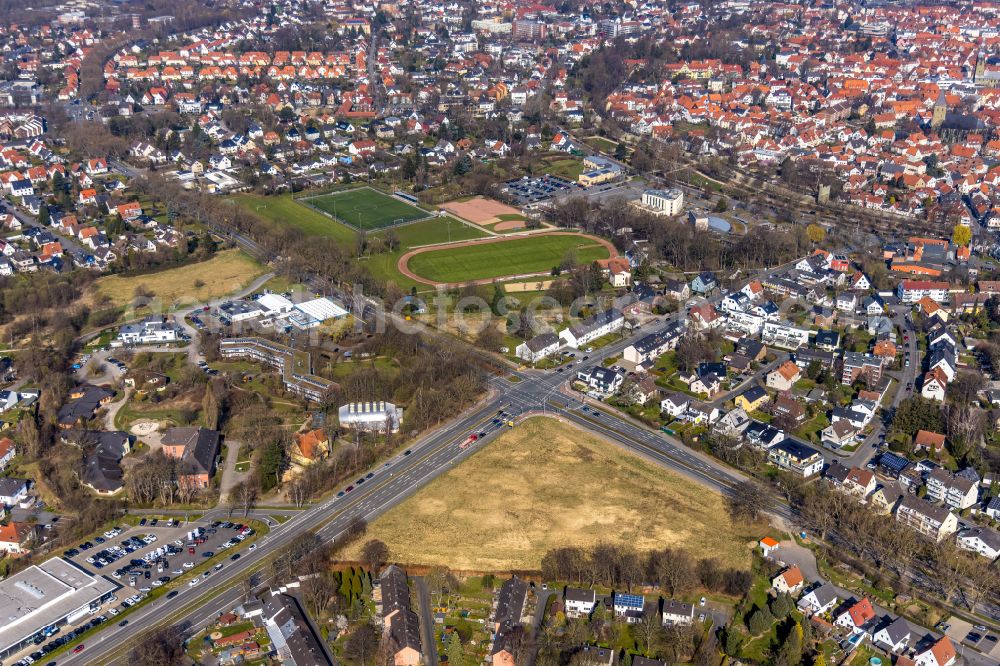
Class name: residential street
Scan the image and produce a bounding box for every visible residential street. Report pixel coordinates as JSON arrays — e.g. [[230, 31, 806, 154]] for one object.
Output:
[[414, 576, 440, 666]]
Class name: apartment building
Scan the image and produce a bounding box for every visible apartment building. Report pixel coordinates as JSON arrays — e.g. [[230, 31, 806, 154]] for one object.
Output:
[[895, 494, 958, 541], [767, 439, 823, 477], [926, 468, 978, 510], [897, 280, 949, 304], [559, 309, 624, 348]]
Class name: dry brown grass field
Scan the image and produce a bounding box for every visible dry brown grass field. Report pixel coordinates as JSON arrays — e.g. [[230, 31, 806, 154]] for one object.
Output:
[[94, 250, 265, 309], [347, 417, 757, 571]]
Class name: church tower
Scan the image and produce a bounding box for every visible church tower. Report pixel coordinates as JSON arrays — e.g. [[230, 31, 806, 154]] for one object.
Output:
[[930, 90, 947, 130]]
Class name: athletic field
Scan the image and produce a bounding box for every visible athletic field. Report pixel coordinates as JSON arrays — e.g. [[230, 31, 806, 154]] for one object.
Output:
[[302, 187, 428, 230], [402, 233, 612, 284]]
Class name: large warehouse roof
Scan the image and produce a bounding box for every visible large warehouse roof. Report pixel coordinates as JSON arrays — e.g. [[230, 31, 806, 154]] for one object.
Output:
[[0, 558, 116, 654], [294, 297, 348, 322]]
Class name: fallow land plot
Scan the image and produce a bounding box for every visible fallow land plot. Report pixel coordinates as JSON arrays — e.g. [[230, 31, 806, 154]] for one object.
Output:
[[400, 232, 613, 285], [302, 187, 429, 231], [346, 417, 758, 571]]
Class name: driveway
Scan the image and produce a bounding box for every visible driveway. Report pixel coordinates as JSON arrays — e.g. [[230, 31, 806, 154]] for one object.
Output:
[[218, 440, 249, 506]]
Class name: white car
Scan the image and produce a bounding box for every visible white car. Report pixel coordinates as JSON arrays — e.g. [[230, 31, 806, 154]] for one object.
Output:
[[172, 569, 183, 575], [189, 578, 200, 587], [182, 562, 194, 569], [108, 608, 119, 616], [173, 539, 183, 546], [248, 544, 256, 551]]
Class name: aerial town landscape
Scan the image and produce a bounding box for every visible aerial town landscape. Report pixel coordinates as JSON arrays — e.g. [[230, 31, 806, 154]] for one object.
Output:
[[0, 0, 999, 665]]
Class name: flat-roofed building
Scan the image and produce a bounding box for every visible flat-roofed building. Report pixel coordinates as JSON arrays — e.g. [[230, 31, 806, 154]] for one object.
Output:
[[338, 401, 403, 433], [0, 558, 118, 660], [640, 188, 684, 216], [220, 338, 336, 402]]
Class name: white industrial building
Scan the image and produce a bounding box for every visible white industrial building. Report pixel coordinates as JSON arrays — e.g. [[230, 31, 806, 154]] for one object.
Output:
[[0, 558, 118, 660], [289, 297, 350, 329], [338, 402, 403, 433], [256, 293, 296, 316], [640, 188, 684, 216]]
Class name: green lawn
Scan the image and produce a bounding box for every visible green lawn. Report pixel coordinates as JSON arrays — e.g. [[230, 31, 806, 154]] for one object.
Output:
[[544, 158, 584, 180], [303, 187, 428, 230], [231, 193, 357, 243], [584, 136, 618, 153], [406, 234, 610, 283], [362, 217, 489, 289], [389, 217, 487, 247]]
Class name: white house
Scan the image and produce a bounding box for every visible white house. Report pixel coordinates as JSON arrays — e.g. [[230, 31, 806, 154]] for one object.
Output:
[[660, 393, 690, 418], [0, 437, 14, 470], [872, 616, 911, 654], [559, 309, 624, 348], [612, 593, 645, 623], [564, 588, 597, 618], [797, 583, 839, 616], [835, 292, 857, 312], [956, 526, 1000, 560], [913, 637, 957, 666], [119, 317, 179, 345], [833, 598, 876, 634], [770, 566, 804, 595], [661, 600, 694, 626], [761, 321, 811, 349], [0, 477, 29, 506], [515, 332, 560, 363]]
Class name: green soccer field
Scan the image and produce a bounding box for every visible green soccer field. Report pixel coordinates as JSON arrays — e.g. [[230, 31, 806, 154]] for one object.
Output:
[[405, 234, 611, 283], [304, 188, 428, 230]]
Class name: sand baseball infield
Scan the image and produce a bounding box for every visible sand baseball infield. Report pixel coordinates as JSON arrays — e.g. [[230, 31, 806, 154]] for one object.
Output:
[[441, 196, 524, 226]]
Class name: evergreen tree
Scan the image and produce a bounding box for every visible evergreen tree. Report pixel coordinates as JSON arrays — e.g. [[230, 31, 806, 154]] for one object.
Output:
[[446, 632, 464, 666], [747, 608, 773, 635]]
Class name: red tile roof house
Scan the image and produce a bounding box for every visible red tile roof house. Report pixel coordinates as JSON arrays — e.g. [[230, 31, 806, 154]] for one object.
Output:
[[116, 202, 143, 219], [0, 436, 14, 470], [0, 521, 33, 555], [914, 429, 945, 454], [213, 629, 254, 648], [833, 598, 876, 634]]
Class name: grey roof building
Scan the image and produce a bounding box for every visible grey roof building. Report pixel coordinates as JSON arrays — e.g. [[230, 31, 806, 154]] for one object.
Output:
[[263, 593, 332, 665]]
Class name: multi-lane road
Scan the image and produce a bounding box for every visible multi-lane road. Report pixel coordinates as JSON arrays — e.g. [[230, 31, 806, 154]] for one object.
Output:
[[56, 249, 995, 664], [61, 258, 801, 665]]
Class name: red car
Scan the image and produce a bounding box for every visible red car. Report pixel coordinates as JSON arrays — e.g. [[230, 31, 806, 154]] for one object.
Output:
[[74, 644, 86, 653], [345, 485, 354, 492]]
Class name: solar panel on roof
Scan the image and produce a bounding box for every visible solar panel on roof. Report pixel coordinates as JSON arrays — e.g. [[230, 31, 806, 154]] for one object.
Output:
[[616, 593, 644, 607]]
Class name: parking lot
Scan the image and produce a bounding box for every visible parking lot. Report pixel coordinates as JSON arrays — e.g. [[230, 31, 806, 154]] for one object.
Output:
[[12, 520, 255, 665], [502, 174, 578, 205], [941, 616, 1000, 662]]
